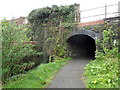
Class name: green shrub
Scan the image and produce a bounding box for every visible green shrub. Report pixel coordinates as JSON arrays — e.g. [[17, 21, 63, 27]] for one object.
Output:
[[84, 26, 118, 88], [4, 57, 71, 88], [1, 20, 41, 83], [84, 54, 118, 88], [27, 4, 78, 60]]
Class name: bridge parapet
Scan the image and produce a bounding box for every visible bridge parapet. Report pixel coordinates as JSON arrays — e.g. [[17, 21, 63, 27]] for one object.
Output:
[[69, 28, 102, 40], [77, 20, 104, 27]]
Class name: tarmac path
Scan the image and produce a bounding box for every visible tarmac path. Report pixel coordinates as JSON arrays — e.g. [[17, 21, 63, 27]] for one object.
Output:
[[48, 58, 92, 88]]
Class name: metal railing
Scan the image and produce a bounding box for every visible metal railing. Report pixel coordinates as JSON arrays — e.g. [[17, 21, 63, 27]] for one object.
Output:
[[80, 3, 120, 23]]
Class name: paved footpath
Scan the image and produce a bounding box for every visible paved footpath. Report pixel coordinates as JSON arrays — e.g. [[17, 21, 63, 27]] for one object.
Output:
[[47, 58, 92, 88]]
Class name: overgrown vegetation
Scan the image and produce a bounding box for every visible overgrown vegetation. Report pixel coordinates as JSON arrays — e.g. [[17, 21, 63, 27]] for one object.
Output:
[[27, 4, 79, 60], [2, 4, 77, 87], [2, 20, 42, 83], [2, 3, 119, 88], [4, 57, 71, 88], [84, 24, 119, 88]]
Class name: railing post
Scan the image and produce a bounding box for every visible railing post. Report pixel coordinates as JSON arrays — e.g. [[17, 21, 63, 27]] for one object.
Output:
[[105, 5, 107, 19], [118, 1, 120, 17], [75, 4, 80, 23], [118, 1, 120, 52], [118, 1, 120, 29]]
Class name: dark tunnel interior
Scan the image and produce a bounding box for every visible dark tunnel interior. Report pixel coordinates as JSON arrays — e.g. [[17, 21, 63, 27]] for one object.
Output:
[[67, 34, 96, 59]]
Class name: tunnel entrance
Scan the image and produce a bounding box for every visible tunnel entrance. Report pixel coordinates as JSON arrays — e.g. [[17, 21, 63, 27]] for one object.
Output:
[[67, 34, 96, 59]]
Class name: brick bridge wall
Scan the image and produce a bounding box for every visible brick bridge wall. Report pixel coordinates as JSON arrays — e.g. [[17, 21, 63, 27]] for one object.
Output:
[[77, 19, 105, 27]]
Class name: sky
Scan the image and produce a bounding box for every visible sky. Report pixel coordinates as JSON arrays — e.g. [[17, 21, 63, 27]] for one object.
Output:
[[0, 0, 119, 22]]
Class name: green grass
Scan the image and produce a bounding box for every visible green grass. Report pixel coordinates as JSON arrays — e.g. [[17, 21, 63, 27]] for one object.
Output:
[[3, 57, 71, 88], [84, 57, 118, 88]]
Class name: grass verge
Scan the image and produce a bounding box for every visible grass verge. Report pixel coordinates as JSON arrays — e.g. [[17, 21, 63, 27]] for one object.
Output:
[[3, 57, 71, 88]]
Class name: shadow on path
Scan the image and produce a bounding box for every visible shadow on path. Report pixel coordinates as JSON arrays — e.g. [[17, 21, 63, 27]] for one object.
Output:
[[48, 58, 92, 88]]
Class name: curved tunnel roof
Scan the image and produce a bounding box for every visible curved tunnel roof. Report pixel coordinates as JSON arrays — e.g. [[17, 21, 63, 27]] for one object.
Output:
[[69, 28, 101, 40]]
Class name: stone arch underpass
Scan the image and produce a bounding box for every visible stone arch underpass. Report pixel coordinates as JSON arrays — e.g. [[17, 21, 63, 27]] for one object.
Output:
[[66, 28, 101, 59]]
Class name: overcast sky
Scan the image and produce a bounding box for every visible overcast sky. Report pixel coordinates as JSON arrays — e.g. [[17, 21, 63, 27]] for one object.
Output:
[[0, 0, 119, 22]]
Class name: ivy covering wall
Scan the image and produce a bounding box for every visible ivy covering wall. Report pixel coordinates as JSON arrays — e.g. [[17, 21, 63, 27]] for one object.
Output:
[[81, 21, 118, 53], [27, 4, 80, 61]]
